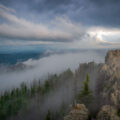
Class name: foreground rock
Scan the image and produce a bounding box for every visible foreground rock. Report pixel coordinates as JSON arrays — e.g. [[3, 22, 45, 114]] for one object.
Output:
[[64, 104, 89, 120], [97, 105, 120, 120]]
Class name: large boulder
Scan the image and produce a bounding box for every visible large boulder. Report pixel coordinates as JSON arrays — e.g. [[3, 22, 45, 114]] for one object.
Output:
[[64, 104, 89, 120], [97, 105, 120, 120]]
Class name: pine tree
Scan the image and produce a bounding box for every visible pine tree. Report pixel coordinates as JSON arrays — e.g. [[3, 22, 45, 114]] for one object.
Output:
[[78, 74, 93, 105], [73, 70, 78, 107], [45, 109, 51, 120]]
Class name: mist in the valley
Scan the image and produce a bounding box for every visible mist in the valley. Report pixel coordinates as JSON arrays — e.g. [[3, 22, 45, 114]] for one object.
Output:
[[0, 50, 107, 120], [0, 50, 106, 92], [8, 52, 104, 120], [13, 75, 75, 120]]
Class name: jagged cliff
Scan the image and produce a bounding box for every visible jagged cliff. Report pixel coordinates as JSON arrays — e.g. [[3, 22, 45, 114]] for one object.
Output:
[[97, 50, 120, 107], [64, 50, 120, 120]]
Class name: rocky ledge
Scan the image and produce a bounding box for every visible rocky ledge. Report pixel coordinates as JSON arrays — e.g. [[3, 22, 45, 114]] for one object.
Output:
[[64, 104, 89, 120]]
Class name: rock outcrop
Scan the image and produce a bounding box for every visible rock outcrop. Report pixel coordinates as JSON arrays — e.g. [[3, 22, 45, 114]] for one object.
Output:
[[105, 50, 120, 65], [96, 50, 120, 120], [96, 50, 120, 107], [64, 104, 89, 120], [97, 105, 119, 120], [65, 50, 120, 120]]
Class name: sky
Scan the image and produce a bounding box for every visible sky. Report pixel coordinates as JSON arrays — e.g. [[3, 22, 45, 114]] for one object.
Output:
[[0, 0, 120, 48]]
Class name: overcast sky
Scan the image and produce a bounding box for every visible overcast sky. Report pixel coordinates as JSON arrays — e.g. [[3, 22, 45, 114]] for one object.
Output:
[[0, 0, 120, 48]]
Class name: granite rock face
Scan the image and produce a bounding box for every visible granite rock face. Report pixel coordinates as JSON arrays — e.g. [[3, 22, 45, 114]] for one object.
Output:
[[97, 105, 119, 120], [96, 50, 120, 107], [105, 50, 120, 65], [64, 104, 89, 120]]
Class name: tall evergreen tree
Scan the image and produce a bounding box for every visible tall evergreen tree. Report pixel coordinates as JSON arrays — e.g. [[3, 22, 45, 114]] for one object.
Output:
[[45, 109, 51, 120], [78, 74, 93, 105]]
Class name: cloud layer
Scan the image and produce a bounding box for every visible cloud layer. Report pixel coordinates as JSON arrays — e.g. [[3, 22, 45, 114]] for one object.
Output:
[[0, 5, 85, 42], [1, 0, 120, 27], [0, 2, 120, 48]]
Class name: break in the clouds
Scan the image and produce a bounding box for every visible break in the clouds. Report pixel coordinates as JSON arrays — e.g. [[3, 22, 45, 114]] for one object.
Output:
[[0, 0, 120, 48]]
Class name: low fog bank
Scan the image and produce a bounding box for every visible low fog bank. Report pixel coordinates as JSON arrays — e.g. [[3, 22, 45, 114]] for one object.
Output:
[[0, 50, 106, 92]]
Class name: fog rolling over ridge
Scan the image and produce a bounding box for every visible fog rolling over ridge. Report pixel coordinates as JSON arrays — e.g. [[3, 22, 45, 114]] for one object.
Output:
[[0, 50, 106, 92]]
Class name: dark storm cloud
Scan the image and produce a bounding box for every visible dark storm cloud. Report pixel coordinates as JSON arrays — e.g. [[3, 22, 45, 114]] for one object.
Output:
[[88, 0, 120, 27], [0, 0, 120, 47], [90, 0, 119, 5], [0, 0, 120, 27], [0, 0, 72, 13]]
